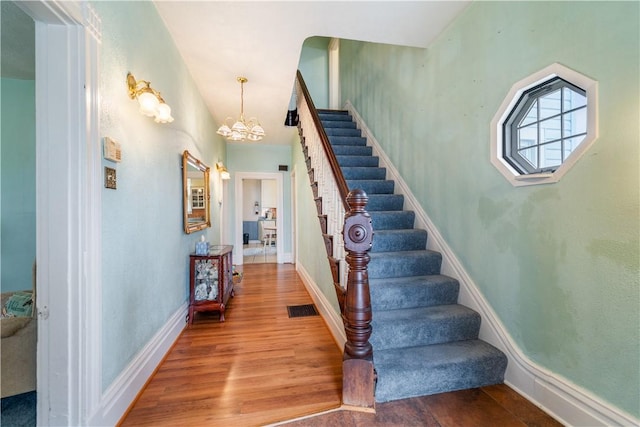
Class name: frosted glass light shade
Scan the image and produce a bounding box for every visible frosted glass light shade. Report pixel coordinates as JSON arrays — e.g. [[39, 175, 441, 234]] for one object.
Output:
[[217, 124, 232, 137], [155, 102, 174, 123], [138, 91, 160, 116]]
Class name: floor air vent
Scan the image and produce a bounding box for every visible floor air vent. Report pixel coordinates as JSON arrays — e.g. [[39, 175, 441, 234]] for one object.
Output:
[[287, 304, 319, 318]]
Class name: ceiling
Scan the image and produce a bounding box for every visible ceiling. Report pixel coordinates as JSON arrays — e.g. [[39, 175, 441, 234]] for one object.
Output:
[[154, 1, 470, 146], [1, 1, 471, 146]]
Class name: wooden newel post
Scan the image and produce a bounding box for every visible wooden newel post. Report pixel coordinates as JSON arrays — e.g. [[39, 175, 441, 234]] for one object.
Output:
[[342, 189, 376, 410]]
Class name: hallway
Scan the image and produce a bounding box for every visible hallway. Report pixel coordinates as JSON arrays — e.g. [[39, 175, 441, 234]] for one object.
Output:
[[120, 264, 561, 427]]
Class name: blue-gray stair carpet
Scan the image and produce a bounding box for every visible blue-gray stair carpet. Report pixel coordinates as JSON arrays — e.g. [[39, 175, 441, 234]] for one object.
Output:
[[319, 110, 508, 403]]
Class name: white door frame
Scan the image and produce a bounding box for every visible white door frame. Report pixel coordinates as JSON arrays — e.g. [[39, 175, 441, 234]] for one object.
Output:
[[290, 167, 297, 264], [234, 172, 284, 264], [328, 37, 340, 109], [17, 2, 102, 425], [220, 179, 229, 244]]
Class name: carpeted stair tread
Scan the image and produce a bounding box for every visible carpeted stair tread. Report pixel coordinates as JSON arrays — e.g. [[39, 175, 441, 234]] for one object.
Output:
[[369, 210, 415, 230], [337, 155, 380, 168], [367, 194, 404, 211], [371, 229, 427, 252], [369, 274, 460, 311], [370, 304, 480, 350], [342, 166, 387, 180], [373, 340, 508, 402], [369, 250, 441, 279], [325, 127, 363, 137], [319, 110, 351, 119], [329, 136, 367, 146], [333, 145, 372, 156], [346, 179, 395, 194], [319, 113, 353, 120], [320, 118, 357, 129]]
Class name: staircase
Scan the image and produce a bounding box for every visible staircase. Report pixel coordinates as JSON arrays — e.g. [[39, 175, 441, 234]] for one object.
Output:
[[318, 109, 508, 403]]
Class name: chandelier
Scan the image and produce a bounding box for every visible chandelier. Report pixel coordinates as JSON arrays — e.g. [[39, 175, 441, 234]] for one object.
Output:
[[217, 77, 265, 142]]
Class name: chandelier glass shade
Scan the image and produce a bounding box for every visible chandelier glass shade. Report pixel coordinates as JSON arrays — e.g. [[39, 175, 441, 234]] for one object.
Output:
[[217, 77, 265, 142]]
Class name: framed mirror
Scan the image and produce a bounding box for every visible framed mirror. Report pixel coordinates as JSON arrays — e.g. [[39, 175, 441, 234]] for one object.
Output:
[[183, 150, 211, 234]]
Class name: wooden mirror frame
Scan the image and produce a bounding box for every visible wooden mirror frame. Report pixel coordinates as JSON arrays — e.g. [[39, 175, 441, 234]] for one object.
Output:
[[183, 150, 211, 234]]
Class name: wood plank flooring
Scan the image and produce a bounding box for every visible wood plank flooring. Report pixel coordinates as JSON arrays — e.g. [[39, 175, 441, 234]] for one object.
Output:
[[120, 263, 561, 427], [278, 384, 563, 427], [120, 263, 343, 426]]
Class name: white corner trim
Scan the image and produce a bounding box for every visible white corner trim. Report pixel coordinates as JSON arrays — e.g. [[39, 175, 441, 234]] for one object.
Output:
[[281, 251, 294, 264], [92, 303, 188, 427], [26, 1, 102, 424], [344, 100, 637, 427], [296, 263, 346, 351]]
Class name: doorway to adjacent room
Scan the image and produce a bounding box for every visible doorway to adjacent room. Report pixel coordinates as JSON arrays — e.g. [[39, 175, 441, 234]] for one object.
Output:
[[234, 172, 283, 265]]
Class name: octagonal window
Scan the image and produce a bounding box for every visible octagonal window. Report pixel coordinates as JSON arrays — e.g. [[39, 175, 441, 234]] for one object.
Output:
[[504, 77, 587, 174], [491, 64, 598, 186]]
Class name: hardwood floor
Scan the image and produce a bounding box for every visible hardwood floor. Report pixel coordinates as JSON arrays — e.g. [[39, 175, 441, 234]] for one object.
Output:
[[120, 263, 561, 427], [120, 263, 342, 426], [243, 241, 277, 264], [277, 385, 562, 427]]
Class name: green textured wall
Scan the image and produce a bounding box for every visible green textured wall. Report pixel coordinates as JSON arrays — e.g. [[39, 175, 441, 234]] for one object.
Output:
[[227, 143, 293, 254], [0, 79, 36, 293], [299, 37, 330, 109], [340, 1, 639, 418], [91, 1, 224, 390]]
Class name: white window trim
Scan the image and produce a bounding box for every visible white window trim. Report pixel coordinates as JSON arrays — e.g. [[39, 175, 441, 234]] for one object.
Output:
[[490, 63, 599, 187]]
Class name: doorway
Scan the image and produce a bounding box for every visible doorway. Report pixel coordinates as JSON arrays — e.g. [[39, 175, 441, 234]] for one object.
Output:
[[241, 178, 278, 264], [234, 172, 283, 265], [13, 1, 103, 425], [0, 3, 36, 425]]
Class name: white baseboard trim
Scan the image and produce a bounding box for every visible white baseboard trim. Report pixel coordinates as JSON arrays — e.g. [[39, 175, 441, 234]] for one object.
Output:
[[91, 302, 188, 426], [296, 263, 346, 350], [345, 100, 639, 427], [281, 251, 294, 264]]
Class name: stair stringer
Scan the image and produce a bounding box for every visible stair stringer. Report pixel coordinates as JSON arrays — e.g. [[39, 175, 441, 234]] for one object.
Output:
[[344, 100, 638, 427]]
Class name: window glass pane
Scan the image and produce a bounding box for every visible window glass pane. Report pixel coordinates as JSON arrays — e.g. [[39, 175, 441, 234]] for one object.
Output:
[[563, 107, 587, 138], [563, 135, 586, 159], [501, 74, 593, 177], [520, 147, 538, 169], [563, 87, 586, 110], [518, 123, 537, 148], [520, 100, 538, 127], [539, 89, 561, 120], [540, 142, 563, 169], [540, 116, 561, 143]]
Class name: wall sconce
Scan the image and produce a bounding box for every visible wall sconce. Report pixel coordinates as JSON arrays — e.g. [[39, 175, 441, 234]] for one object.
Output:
[[127, 72, 174, 123], [216, 162, 231, 180]]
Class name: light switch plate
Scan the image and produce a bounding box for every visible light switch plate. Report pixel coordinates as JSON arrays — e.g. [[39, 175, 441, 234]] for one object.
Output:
[[105, 167, 117, 189]]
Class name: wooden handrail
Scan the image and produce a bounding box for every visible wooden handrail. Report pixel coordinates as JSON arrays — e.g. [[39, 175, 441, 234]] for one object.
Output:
[[296, 70, 350, 211], [296, 71, 376, 410]]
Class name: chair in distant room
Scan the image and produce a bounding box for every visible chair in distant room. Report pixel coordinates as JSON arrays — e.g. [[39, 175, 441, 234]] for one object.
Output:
[[261, 220, 276, 253]]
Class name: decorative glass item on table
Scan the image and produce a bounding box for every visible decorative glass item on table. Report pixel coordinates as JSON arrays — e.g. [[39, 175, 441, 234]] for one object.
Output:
[[194, 258, 219, 301]]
